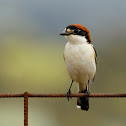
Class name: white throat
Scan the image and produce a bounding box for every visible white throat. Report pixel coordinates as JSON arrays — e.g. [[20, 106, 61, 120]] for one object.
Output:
[[66, 35, 88, 45]]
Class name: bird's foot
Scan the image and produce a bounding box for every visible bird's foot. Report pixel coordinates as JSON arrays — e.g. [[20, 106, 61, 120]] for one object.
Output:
[[86, 90, 90, 97], [66, 89, 72, 101]]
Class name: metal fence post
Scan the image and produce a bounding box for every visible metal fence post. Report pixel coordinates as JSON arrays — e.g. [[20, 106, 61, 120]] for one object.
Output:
[[24, 92, 28, 126]]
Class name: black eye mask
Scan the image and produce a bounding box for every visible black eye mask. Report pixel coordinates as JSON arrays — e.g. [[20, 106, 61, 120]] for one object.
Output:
[[66, 25, 87, 36], [74, 30, 87, 36]]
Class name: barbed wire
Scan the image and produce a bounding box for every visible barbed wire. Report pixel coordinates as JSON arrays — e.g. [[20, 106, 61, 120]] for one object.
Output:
[[0, 92, 126, 98]]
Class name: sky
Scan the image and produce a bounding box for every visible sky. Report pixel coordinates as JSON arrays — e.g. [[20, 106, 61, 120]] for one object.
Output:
[[0, 0, 126, 40]]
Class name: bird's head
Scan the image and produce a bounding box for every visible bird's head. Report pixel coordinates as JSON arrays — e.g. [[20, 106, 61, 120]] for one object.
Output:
[[60, 24, 91, 44]]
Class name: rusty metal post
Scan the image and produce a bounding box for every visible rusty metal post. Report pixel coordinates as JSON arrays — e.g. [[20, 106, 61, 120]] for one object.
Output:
[[24, 92, 28, 126]]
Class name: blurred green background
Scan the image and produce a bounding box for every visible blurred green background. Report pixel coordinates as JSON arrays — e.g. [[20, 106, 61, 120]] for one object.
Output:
[[0, 0, 126, 126]]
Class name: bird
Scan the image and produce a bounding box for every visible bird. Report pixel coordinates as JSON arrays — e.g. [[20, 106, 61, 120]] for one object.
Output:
[[60, 24, 97, 111]]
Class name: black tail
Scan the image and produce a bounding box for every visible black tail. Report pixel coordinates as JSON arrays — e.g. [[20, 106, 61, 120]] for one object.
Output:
[[77, 89, 89, 111]]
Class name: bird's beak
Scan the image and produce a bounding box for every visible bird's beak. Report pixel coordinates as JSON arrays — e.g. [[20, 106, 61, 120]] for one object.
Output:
[[60, 31, 72, 36]]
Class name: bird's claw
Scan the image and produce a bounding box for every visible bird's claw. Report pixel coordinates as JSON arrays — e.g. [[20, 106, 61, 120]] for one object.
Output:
[[66, 89, 72, 101], [86, 91, 90, 97]]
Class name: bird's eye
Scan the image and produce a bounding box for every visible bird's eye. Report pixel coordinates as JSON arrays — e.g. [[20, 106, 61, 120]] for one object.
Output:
[[74, 29, 78, 34], [74, 29, 81, 34]]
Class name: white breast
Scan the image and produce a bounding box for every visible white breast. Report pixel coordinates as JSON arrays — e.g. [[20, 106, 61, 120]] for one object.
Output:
[[64, 37, 96, 88]]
